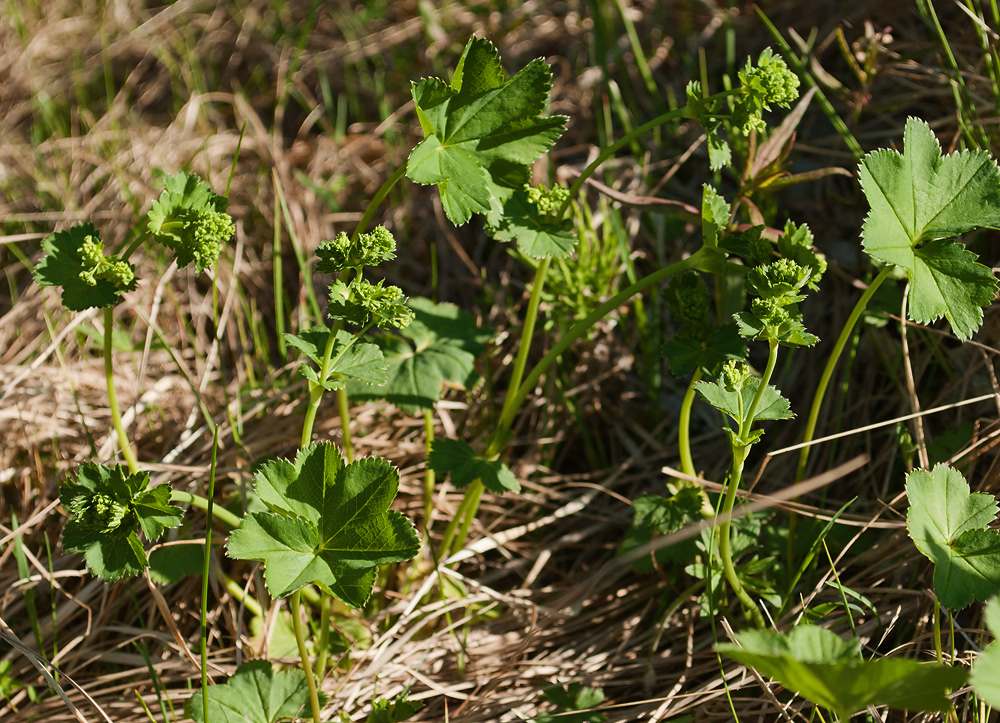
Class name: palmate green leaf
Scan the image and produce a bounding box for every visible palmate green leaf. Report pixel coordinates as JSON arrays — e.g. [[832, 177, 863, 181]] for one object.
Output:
[[536, 683, 607, 723], [407, 37, 567, 226], [487, 185, 576, 258], [858, 117, 1000, 340], [618, 487, 704, 573], [227, 443, 420, 605], [185, 660, 324, 723], [695, 376, 793, 428], [906, 464, 1000, 608], [285, 328, 389, 391], [34, 223, 137, 311], [718, 625, 969, 720], [428, 438, 519, 494], [60, 463, 183, 581], [971, 596, 1000, 706], [351, 297, 491, 413]]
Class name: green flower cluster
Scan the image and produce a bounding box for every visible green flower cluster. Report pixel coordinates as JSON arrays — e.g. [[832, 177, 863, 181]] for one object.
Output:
[[316, 226, 397, 274], [147, 172, 234, 273], [328, 278, 414, 330], [733, 47, 800, 134], [78, 234, 135, 288], [525, 184, 570, 217]]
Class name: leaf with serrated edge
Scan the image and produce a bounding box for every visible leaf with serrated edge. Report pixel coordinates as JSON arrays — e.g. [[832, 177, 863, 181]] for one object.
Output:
[[227, 443, 420, 604], [351, 297, 491, 413], [407, 37, 567, 225], [428, 438, 520, 494], [906, 463, 1000, 608], [718, 625, 969, 720], [185, 660, 325, 723], [858, 118, 1000, 339], [695, 377, 793, 428], [487, 186, 576, 258]]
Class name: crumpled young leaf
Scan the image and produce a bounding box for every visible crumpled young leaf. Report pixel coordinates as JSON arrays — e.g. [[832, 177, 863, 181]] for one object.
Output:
[[60, 463, 183, 581], [185, 660, 325, 723], [428, 438, 520, 494], [227, 443, 420, 605], [350, 297, 491, 413], [407, 37, 567, 226], [718, 625, 968, 719], [906, 463, 1000, 608], [34, 223, 137, 311], [858, 117, 1000, 340]]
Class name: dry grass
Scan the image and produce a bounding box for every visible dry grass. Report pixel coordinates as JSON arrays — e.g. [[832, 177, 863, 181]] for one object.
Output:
[[2, 0, 1000, 721]]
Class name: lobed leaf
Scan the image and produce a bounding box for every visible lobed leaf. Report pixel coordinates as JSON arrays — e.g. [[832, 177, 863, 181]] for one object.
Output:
[[695, 376, 793, 428], [227, 443, 420, 605], [858, 118, 1000, 340], [34, 223, 137, 311], [407, 37, 567, 226], [906, 464, 1000, 608], [185, 660, 324, 723], [428, 438, 520, 494], [718, 625, 969, 720]]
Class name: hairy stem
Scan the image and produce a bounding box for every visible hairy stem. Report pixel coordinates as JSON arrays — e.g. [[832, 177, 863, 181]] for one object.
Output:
[[290, 590, 322, 723], [103, 307, 139, 474]]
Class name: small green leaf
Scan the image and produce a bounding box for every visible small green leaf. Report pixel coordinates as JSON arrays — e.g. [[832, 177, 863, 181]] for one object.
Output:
[[695, 376, 793, 428], [185, 660, 324, 723], [487, 185, 576, 258], [227, 443, 420, 605], [60, 464, 183, 581], [428, 438, 519, 494], [718, 625, 968, 720], [364, 693, 423, 723], [701, 184, 730, 247], [286, 329, 389, 391], [618, 487, 704, 572], [34, 223, 137, 311], [407, 37, 567, 225], [351, 297, 491, 413], [906, 464, 1000, 608], [858, 118, 1000, 340], [148, 543, 204, 585]]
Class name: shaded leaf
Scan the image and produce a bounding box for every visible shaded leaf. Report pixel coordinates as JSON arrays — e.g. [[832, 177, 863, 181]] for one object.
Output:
[[185, 660, 323, 723], [428, 438, 519, 494]]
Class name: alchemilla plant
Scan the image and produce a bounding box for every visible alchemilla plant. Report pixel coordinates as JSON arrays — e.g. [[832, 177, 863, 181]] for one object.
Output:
[[13, 19, 1000, 723]]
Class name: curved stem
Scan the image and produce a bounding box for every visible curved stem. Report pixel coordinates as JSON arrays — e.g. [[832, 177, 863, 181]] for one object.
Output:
[[290, 590, 322, 723], [718, 337, 779, 629], [103, 307, 139, 474], [795, 266, 893, 483], [170, 490, 242, 530], [678, 368, 704, 478]]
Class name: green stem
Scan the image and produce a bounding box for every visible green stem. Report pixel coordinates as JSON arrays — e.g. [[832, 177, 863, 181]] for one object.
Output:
[[314, 591, 331, 682], [718, 337, 779, 629], [794, 266, 892, 483], [200, 428, 219, 721], [423, 410, 436, 529], [678, 368, 704, 478], [290, 590, 322, 723], [933, 596, 944, 664], [559, 90, 740, 217], [170, 490, 242, 530], [103, 307, 139, 474], [222, 574, 262, 618]]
